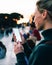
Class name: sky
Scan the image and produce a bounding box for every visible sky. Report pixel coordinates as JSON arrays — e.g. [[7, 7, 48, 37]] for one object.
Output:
[[0, 0, 38, 23]]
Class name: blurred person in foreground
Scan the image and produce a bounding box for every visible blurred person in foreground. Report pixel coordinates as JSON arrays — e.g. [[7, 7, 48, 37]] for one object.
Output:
[[26, 16, 41, 50], [0, 41, 6, 59], [14, 0, 52, 65], [29, 22, 41, 41], [29, 14, 41, 41]]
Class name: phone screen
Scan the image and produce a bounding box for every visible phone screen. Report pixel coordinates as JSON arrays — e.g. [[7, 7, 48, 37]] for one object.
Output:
[[13, 28, 22, 42]]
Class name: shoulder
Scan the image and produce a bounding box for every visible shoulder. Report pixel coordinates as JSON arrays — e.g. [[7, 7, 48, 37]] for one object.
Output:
[[35, 40, 52, 55], [34, 42, 48, 55]]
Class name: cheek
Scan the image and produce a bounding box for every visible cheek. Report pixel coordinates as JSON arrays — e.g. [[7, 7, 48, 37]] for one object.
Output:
[[34, 15, 43, 28], [34, 16, 40, 26]]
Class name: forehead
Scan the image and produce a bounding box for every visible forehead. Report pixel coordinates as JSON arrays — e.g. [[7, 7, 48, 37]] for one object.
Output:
[[34, 7, 40, 15]]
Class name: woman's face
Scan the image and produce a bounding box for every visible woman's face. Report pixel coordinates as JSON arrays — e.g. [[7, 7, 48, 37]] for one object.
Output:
[[34, 7, 45, 30]]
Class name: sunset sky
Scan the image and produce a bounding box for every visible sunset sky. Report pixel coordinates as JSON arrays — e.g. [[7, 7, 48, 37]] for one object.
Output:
[[0, 0, 38, 23]]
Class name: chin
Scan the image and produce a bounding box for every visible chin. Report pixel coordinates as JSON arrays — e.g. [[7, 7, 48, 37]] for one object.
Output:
[[36, 26, 40, 30]]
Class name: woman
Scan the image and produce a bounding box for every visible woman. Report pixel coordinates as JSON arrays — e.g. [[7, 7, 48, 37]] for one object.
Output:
[[14, 0, 52, 65]]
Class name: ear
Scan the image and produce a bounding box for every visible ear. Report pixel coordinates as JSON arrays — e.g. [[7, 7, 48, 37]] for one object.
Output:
[[42, 10, 48, 19]]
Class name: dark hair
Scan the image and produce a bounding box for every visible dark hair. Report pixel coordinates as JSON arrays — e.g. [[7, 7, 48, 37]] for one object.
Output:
[[36, 0, 52, 20]]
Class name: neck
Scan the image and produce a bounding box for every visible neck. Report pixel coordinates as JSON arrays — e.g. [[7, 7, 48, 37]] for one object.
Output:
[[44, 21, 52, 30]]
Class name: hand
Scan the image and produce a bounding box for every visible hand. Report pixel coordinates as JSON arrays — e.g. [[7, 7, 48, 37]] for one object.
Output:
[[20, 33, 26, 44], [14, 41, 24, 54], [13, 33, 25, 44]]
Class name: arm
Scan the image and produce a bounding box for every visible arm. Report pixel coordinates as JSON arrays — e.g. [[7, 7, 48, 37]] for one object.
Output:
[[16, 53, 28, 65], [23, 42, 32, 59], [14, 42, 29, 65], [29, 44, 48, 65]]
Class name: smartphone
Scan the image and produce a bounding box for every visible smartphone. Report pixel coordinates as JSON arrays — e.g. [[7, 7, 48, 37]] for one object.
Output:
[[13, 28, 22, 42]]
